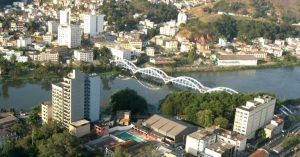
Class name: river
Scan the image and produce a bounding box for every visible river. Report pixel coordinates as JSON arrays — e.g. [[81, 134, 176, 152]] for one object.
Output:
[[0, 66, 300, 111]]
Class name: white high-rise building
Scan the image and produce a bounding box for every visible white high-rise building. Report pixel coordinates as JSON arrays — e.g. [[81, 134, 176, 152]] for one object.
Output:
[[58, 24, 81, 48], [84, 12, 105, 36], [50, 70, 100, 126], [47, 21, 59, 34], [60, 8, 71, 25], [233, 95, 276, 139], [177, 12, 187, 26]]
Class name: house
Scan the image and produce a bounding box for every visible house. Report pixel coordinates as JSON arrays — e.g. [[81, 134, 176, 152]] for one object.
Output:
[[69, 119, 91, 137], [264, 116, 284, 138], [116, 110, 131, 126], [248, 148, 269, 157]]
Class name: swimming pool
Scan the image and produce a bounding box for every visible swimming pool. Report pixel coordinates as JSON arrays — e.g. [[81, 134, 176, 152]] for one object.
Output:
[[116, 132, 143, 142]]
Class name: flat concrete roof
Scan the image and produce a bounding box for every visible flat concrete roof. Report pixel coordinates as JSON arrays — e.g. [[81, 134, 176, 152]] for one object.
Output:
[[206, 141, 235, 154], [70, 119, 90, 127], [188, 129, 215, 140]]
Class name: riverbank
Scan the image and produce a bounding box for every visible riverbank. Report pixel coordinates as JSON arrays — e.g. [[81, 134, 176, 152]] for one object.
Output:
[[160, 62, 300, 73]]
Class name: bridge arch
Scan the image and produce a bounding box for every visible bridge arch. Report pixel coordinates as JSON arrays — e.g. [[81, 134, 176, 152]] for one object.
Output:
[[205, 87, 238, 94], [167, 76, 205, 93], [135, 67, 169, 82]]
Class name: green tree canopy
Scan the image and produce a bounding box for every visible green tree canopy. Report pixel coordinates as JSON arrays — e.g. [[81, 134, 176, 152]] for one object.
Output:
[[214, 117, 229, 129], [197, 109, 214, 127], [109, 88, 148, 114]]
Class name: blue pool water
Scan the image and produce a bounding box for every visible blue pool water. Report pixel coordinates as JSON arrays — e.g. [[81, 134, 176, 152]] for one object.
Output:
[[116, 132, 143, 142]]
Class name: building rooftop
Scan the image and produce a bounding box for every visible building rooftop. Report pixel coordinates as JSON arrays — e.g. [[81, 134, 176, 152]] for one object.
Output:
[[188, 129, 215, 140], [214, 127, 246, 141], [237, 95, 275, 111], [70, 119, 90, 127], [218, 55, 257, 60], [248, 148, 269, 157], [143, 114, 197, 137], [0, 115, 17, 125], [206, 141, 235, 154]]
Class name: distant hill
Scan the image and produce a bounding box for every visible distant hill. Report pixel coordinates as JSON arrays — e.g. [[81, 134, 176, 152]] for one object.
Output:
[[200, 0, 300, 23]]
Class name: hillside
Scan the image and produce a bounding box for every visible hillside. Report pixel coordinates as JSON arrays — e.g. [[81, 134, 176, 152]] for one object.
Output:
[[191, 0, 300, 23]]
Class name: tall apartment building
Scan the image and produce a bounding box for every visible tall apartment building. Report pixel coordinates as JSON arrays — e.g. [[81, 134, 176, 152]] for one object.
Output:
[[50, 70, 100, 126], [233, 95, 276, 139], [84, 11, 105, 36], [47, 21, 59, 34], [41, 101, 52, 124], [58, 24, 81, 48], [59, 8, 71, 25]]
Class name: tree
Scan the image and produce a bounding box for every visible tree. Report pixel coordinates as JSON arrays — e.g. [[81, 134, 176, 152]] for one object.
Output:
[[93, 47, 112, 64], [1, 141, 27, 157], [196, 109, 214, 127], [214, 117, 229, 129], [215, 15, 237, 41], [187, 48, 198, 64], [256, 128, 266, 139], [109, 88, 148, 114], [28, 105, 41, 126], [113, 147, 130, 157], [37, 132, 79, 157]]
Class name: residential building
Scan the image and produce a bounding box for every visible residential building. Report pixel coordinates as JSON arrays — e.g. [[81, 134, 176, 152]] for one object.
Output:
[[145, 46, 155, 57], [68, 119, 90, 137], [84, 11, 105, 36], [60, 8, 71, 25], [51, 70, 100, 127], [74, 50, 94, 63], [214, 127, 247, 152], [143, 114, 198, 144], [185, 129, 217, 156], [110, 47, 133, 60], [204, 141, 235, 157], [233, 95, 276, 139], [58, 24, 81, 48], [164, 40, 178, 50], [160, 20, 178, 37], [16, 37, 31, 48], [177, 12, 187, 25], [116, 110, 131, 126], [264, 116, 284, 138], [217, 55, 257, 66], [41, 101, 52, 124], [30, 51, 60, 62], [47, 21, 59, 34], [248, 148, 269, 157], [43, 33, 53, 44]]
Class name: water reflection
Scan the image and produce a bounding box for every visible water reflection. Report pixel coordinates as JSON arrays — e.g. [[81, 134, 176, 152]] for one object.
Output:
[[0, 66, 300, 111]]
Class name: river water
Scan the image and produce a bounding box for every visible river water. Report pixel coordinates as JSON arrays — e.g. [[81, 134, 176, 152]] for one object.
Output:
[[0, 66, 300, 111]]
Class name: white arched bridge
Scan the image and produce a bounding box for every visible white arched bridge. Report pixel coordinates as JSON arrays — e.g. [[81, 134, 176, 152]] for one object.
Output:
[[111, 58, 238, 94]]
